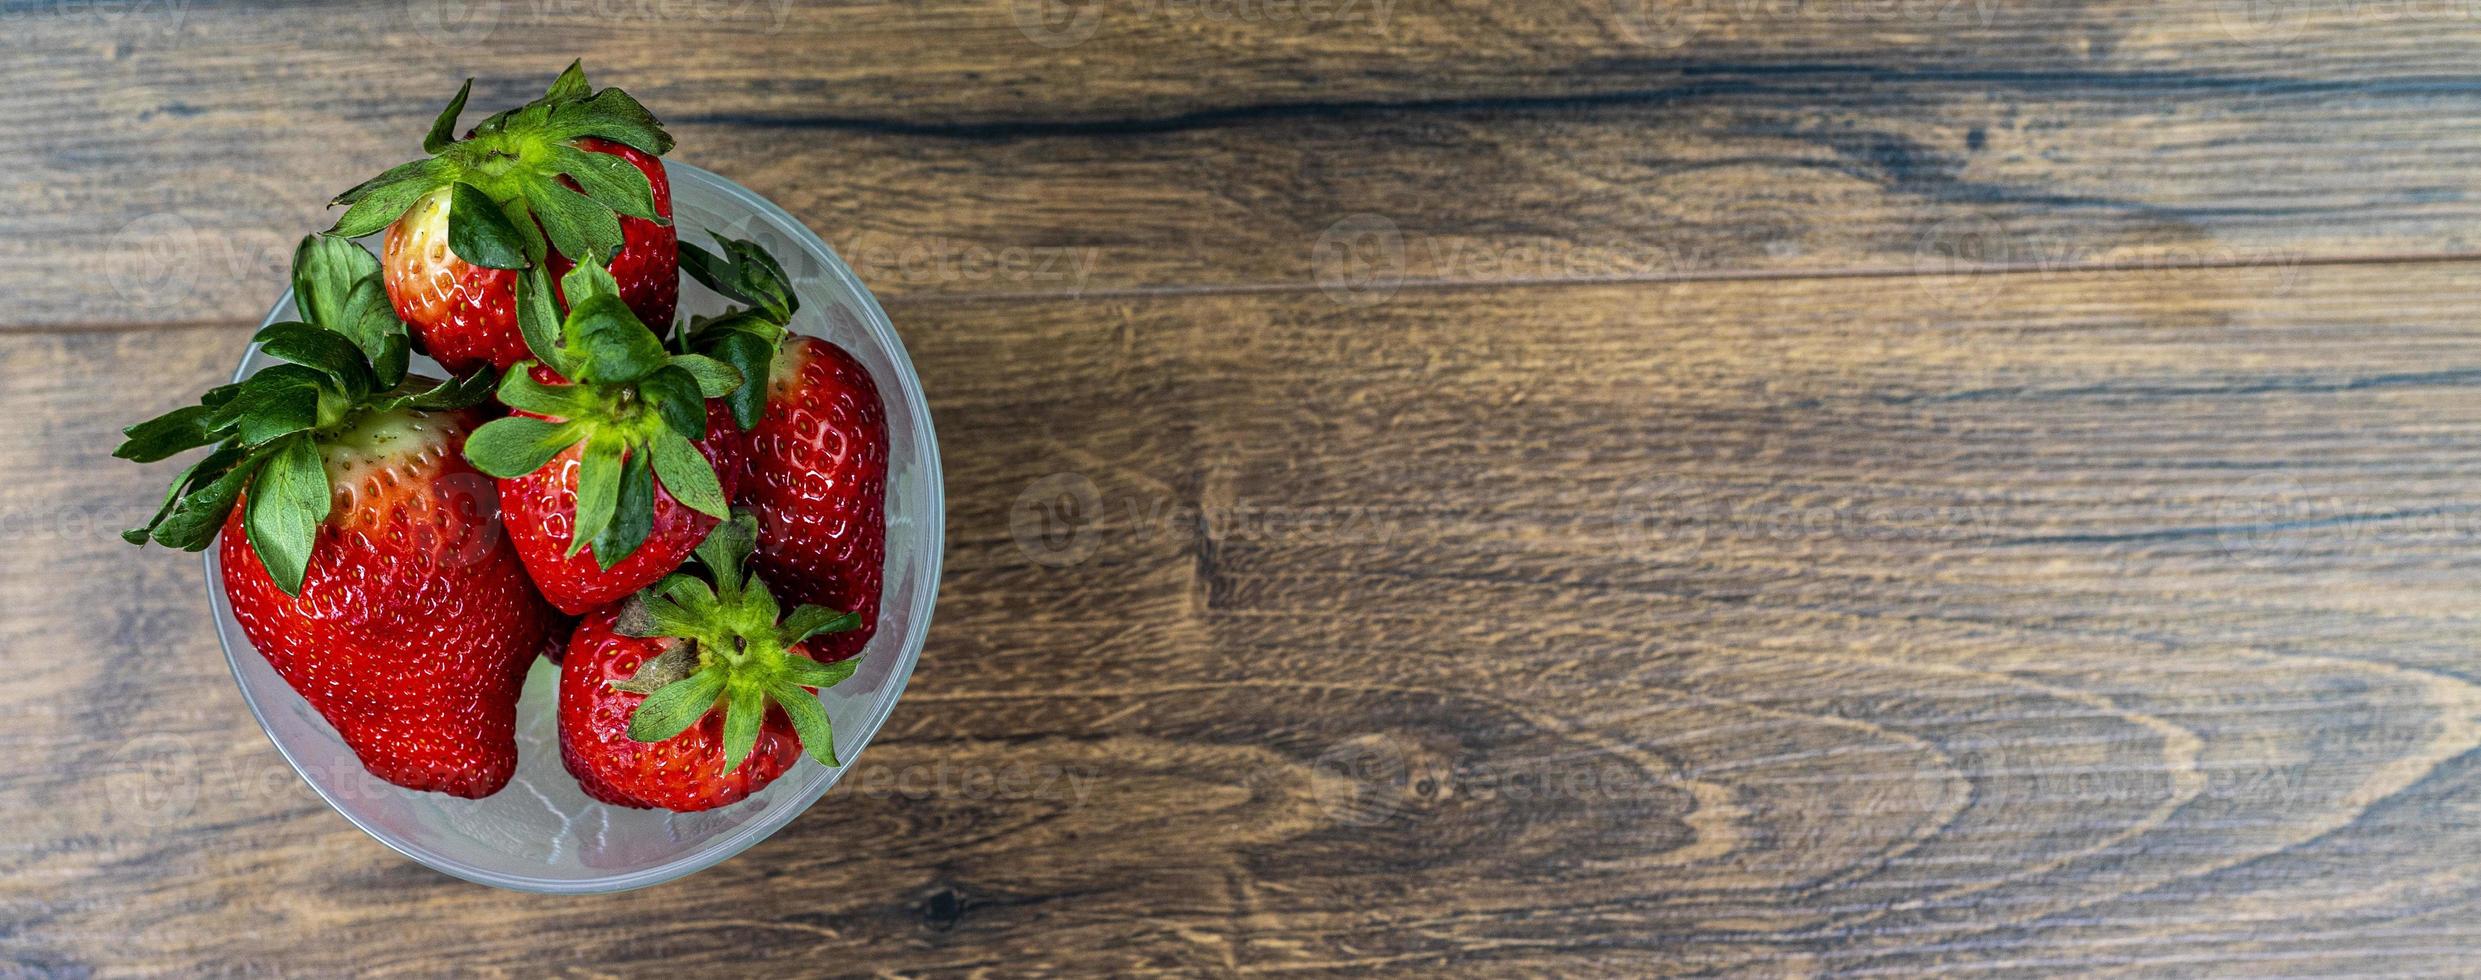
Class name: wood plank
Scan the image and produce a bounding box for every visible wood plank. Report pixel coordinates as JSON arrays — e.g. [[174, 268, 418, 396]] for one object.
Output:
[[12, 2, 2481, 324], [11, 259, 2481, 974]]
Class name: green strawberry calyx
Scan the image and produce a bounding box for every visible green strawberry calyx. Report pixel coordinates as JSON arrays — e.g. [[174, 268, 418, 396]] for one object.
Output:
[[611, 513, 861, 774], [324, 61, 672, 364], [461, 262, 741, 569], [678, 234, 801, 431], [116, 235, 497, 595]]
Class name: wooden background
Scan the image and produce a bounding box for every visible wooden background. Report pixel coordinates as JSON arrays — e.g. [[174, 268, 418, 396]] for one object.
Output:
[[8, 0, 2481, 974]]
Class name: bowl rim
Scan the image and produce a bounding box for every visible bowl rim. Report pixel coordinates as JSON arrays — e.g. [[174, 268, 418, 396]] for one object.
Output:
[[203, 159, 942, 894]]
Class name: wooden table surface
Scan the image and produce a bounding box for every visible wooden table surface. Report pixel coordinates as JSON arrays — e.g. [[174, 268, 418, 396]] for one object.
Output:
[[10, 1, 2481, 975]]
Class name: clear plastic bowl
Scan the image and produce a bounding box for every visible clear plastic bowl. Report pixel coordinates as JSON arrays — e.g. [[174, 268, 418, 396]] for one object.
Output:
[[204, 162, 942, 893]]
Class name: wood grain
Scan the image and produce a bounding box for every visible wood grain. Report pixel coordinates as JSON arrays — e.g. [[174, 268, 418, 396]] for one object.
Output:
[[12, 1, 2481, 323], [11, 259, 2481, 974]]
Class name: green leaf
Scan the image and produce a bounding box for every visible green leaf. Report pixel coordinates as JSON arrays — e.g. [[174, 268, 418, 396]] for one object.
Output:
[[561, 259, 621, 305], [253, 322, 376, 400], [677, 240, 734, 295], [396, 368, 498, 411], [446, 182, 530, 270], [617, 594, 705, 642], [653, 571, 721, 621], [743, 574, 782, 630], [543, 60, 591, 105], [522, 178, 622, 264], [680, 237, 795, 321], [693, 512, 759, 595], [667, 354, 743, 399], [551, 143, 660, 222], [544, 87, 673, 157], [330, 156, 441, 208], [648, 428, 726, 519], [704, 329, 776, 430], [212, 365, 328, 446], [639, 365, 706, 439], [625, 666, 727, 744], [725, 236, 793, 298], [493, 368, 593, 418], [373, 334, 412, 392], [199, 383, 245, 410], [589, 450, 656, 569], [125, 443, 245, 544], [116, 404, 225, 463], [515, 265, 566, 370], [463, 415, 577, 478], [245, 435, 331, 596], [779, 605, 862, 646], [339, 278, 410, 389], [466, 101, 527, 141], [151, 447, 263, 551], [424, 78, 473, 154], [565, 295, 668, 384], [766, 679, 840, 767], [781, 655, 860, 691], [719, 681, 763, 775], [291, 235, 382, 332], [509, 198, 548, 261], [327, 160, 450, 238], [568, 435, 623, 558]]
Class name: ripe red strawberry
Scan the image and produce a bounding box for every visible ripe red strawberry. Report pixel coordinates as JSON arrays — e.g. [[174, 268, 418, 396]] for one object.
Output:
[[741, 337, 887, 662], [220, 404, 549, 797], [680, 238, 889, 663], [330, 62, 677, 374], [559, 516, 860, 811], [464, 263, 747, 614], [381, 136, 675, 374], [122, 236, 548, 798], [498, 396, 742, 614]]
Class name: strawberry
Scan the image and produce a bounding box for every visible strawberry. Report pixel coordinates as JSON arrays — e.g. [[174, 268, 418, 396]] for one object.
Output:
[[497, 394, 743, 615], [463, 263, 747, 615], [682, 238, 890, 663], [328, 62, 677, 375], [559, 515, 861, 811], [121, 236, 548, 798], [741, 337, 887, 662]]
